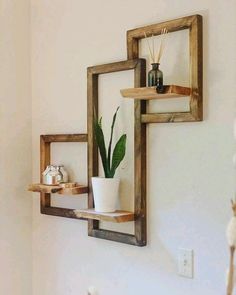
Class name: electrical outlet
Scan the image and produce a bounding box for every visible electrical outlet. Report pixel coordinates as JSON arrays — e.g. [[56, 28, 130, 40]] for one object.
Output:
[[178, 248, 194, 278]]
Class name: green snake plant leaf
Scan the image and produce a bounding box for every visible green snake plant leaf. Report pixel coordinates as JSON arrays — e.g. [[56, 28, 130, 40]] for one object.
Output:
[[94, 117, 109, 177], [110, 134, 127, 177], [98, 116, 102, 128], [108, 106, 119, 171]]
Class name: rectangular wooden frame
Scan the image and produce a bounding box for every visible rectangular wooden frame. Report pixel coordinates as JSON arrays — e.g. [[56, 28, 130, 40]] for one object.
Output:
[[87, 59, 147, 246], [127, 14, 203, 123], [40, 134, 88, 219]]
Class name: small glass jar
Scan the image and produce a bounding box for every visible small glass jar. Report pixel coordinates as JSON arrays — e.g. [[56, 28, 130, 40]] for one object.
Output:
[[148, 63, 164, 92], [57, 165, 69, 183], [42, 165, 63, 185]]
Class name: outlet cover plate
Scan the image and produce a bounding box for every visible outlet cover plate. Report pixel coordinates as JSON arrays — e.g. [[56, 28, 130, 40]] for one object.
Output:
[[178, 248, 194, 279]]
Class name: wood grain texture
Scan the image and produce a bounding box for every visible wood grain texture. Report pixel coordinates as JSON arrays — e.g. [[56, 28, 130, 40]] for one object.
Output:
[[127, 14, 203, 123], [41, 134, 88, 143], [74, 209, 134, 223], [29, 183, 88, 195], [87, 66, 99, 233], [87, 59, 142, 75], [121, 85, 191, 100], [189, 15, 203, 121], [29, 184, 62, 194], [58, 185, 88, 195], [87, 59, 147, 246], [141, 112, 197, 124], [41, 206, 87, 220], [127, 14, 200, 59], [134, 59, 147, 246], [90, 229, 138, 246], [40, 135, 51, 209]]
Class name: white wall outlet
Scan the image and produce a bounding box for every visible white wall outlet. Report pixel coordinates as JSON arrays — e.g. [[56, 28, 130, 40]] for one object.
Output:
[[178, 248, 194, 279]]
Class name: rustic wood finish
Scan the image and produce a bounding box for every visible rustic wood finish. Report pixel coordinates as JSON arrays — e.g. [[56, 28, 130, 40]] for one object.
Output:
[[121, 85, 191, 100], [41, 134, 88, 143], [40, 135, 51, 209], [30, 15, 203, 247], [41, 206, 87, 220], [87, 59, 147, 246], [74, 209, 134, 223], [127, 14, 203, 123], [141, 112, 196, 124], [28, 183, 88, 195], [90, 229, 138, 246], [29, 184, 62, 194], [39, 134, 88, 220]]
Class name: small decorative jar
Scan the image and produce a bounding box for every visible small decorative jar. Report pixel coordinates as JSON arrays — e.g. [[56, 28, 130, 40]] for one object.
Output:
[[57, 165, 69, 183], [148, 63, 164, 92], [42, 165, 63, 185]]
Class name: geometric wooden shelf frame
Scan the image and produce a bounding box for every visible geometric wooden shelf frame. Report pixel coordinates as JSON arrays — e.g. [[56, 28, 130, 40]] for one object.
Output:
[[127, 14, 203, 123], [87, 58, 147, 246], [39, 134, 88, 220], [31, 15, 203, 248]]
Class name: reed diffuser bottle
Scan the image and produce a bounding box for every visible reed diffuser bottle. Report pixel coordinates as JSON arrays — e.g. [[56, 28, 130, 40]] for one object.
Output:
[[144, 28, 168, 93], [148, 62, 163, 92]]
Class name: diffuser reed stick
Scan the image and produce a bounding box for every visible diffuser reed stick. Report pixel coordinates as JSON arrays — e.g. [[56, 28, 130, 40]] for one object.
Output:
[[156, 28, 168, 63], [144, 28, 168, 64], [144, 32, 155, 63]]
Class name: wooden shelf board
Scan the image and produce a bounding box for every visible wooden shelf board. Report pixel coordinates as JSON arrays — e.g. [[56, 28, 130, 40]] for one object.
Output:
[[74, 209, 134, 223], [120, 85, 191, 100], [28, 183, 88, 195]]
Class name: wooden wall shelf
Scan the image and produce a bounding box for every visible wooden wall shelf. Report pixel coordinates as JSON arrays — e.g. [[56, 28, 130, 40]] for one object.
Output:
[[88, 58, 146, 246], [127, 14, 203, 123], [37, 134, 88, 221], [121, 85, 191, 100], [30, 14, 203, 247], [74, 209, 134, 223], [28, 183, 88, 195]]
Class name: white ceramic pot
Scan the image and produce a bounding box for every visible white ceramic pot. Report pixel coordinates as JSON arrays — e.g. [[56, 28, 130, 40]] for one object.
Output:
[[92, 177, 120, 212]]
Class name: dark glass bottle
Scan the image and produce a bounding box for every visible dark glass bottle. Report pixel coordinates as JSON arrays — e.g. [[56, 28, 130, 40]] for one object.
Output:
[[148, 63, 164, 93]]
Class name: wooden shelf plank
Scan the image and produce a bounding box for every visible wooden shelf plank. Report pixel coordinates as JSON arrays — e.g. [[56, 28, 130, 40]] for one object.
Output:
[[120, 85, 191, 100], [74, 209, 134, 223], [28, 183, 88, 195]]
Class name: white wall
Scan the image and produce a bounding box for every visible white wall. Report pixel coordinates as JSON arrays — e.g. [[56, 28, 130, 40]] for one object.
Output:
[[0, 0, 32, 294], [31, 1, 236, 294]]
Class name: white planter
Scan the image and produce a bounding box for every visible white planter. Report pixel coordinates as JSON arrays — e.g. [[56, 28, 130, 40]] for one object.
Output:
[[92, 177, 120, 213]]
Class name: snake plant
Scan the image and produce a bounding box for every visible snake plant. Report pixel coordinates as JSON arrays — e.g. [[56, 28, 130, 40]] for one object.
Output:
[[94, 107, 126, 178]]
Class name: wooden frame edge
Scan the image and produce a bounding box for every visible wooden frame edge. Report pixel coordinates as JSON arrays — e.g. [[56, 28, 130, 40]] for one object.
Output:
[[127, 14, 203, 123], [40, 134, 88, 220], [87, 59, 147, 246], [89, 229, 145, 247]]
